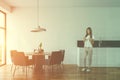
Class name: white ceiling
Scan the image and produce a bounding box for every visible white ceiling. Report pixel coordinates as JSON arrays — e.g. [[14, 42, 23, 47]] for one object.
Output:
[[3, 0, 120, 8]]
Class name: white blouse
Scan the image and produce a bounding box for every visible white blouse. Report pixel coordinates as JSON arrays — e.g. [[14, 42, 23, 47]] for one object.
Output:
[[84, 35, 94, 48]]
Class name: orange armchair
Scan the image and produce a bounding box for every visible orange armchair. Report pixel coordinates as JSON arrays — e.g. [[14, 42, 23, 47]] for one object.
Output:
[[12, 51, 33, 77]]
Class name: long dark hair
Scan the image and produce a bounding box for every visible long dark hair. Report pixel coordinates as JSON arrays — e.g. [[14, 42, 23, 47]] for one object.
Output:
[[85, 27, 92, 38]]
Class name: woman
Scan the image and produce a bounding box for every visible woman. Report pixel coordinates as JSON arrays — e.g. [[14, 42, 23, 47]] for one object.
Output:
[[82, 27, 94, 72]]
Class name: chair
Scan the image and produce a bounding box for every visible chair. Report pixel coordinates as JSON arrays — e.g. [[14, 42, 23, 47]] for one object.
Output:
[[46, 51, 63, 72], [32, 54, 45, 72], [10, 50, 17, 72], [12, 52, 34, 77]]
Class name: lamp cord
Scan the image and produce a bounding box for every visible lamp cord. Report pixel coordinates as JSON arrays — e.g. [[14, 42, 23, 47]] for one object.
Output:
[[37, 0, 39, 27]]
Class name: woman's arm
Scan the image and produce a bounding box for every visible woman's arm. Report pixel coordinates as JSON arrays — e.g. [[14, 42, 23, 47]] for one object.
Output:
[[89, 38, 94, 46], [83, 37, 86, 42]]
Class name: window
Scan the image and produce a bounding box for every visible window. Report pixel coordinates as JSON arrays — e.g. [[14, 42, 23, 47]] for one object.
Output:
[[0, 10, 6, 65]]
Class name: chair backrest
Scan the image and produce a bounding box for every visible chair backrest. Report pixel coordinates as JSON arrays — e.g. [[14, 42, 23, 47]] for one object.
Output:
[[12, 52, 28, 66], [60, 50, 65, 62], [33, 54, 45, 65], [10, 50, 17, 57], [10, 50, 17, 62], [49, 51, 62, 65]]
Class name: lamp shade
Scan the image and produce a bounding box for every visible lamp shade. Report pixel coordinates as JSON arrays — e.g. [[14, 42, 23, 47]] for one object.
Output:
[[31, 26, 46, 32]]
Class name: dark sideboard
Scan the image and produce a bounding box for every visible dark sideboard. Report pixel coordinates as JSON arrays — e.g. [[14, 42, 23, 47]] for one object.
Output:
[[77, 40, 120, 48]]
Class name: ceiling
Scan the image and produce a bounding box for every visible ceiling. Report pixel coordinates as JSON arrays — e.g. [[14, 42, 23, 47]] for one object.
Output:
[[3, 0, 120, 8]]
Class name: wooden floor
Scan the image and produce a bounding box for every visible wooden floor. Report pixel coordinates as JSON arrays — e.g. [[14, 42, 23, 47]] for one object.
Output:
[[0, 64, 120, 80]]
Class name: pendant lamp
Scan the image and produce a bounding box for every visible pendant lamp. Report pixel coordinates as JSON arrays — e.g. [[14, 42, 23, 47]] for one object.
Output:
[[31, 0, 46, 32]]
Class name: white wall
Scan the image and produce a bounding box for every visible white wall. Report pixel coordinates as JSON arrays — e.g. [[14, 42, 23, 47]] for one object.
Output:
[[6, 7, 120, 67]]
